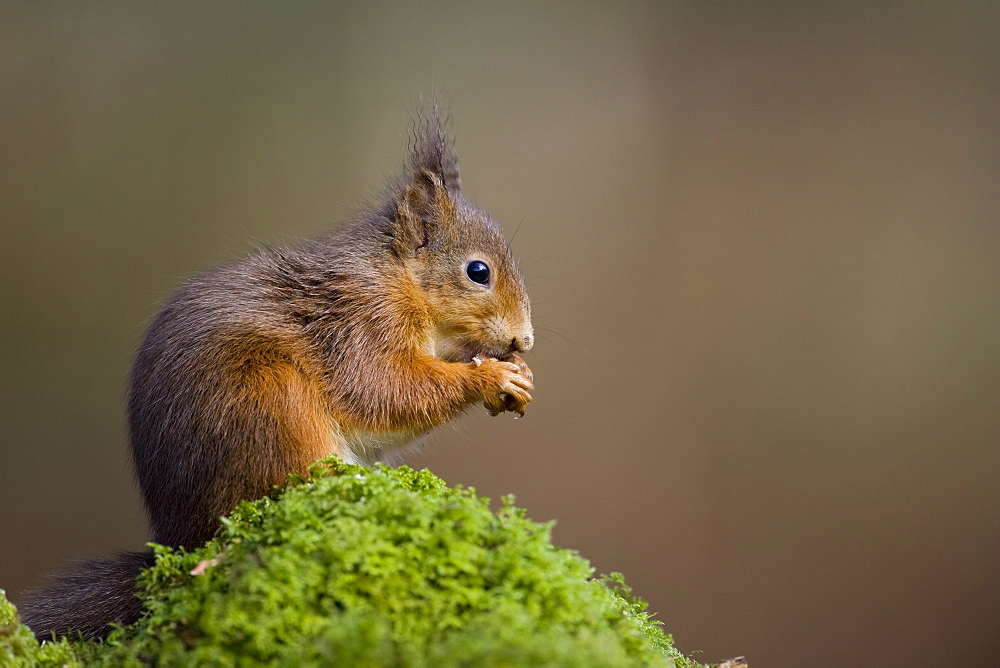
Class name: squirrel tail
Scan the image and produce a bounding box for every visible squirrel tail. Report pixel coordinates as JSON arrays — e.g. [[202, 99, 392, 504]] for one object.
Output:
[[20, 550, 154, 640]]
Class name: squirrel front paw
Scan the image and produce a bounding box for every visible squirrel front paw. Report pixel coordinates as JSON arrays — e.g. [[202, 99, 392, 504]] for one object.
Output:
[[472, 354, 534, 417]]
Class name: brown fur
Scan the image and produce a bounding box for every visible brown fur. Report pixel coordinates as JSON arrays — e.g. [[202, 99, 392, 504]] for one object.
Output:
[[21, 109, 533, 639]]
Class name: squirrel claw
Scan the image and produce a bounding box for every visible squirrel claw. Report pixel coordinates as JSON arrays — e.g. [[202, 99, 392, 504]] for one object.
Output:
[[476, 356, 533, 418], [502, 391, 528, 417]]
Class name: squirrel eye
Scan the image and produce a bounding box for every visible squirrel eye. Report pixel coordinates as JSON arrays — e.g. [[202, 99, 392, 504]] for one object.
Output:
[[466, 260, 491, 285]]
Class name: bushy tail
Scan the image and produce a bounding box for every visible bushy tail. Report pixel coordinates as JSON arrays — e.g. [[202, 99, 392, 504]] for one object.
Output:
[[20, 550, 153, 640]]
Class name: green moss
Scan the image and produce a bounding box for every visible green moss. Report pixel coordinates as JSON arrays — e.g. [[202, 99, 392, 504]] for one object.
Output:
[[4, 458, 698, 666], [1, 588, 86, 667]]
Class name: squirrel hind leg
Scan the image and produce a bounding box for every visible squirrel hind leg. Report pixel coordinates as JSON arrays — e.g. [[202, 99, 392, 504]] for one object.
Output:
[[214, 352, 342, 494], [19, 550, 153, 640], [141, 341, 341, 549]]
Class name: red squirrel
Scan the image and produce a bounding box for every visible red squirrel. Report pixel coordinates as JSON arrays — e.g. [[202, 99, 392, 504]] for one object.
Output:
[[22, 110, 534, 639]]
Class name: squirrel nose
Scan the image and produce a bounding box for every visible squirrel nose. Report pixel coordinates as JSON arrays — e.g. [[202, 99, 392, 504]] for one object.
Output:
[[512, 332, 533, 353]]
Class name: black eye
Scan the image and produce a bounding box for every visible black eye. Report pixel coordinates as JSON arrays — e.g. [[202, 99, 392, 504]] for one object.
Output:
[[466, 260, 491, 285]]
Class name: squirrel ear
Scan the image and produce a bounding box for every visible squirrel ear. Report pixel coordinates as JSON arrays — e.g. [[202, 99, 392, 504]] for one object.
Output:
[[388, 106, 462, 256], [391, 168, 457, 255]]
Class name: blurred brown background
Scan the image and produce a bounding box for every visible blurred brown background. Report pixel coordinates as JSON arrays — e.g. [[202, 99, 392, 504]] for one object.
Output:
[[2, 2, 998, 665]]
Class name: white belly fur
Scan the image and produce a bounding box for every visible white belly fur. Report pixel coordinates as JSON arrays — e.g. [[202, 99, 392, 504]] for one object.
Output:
[[339, 426, 431, 467]]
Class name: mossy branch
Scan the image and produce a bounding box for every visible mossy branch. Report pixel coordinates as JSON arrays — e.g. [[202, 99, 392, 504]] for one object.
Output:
[[3, 457, 740, 666]]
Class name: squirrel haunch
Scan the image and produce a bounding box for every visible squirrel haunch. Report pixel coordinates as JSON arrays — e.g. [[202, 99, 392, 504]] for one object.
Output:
[[22, 111, 534, 639]]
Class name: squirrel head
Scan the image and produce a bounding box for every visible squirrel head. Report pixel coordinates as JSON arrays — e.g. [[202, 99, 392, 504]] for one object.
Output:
[[385, 111, 533, 363]]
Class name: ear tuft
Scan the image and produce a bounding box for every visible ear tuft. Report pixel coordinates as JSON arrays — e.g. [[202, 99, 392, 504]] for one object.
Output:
[[407, 104, 462, 196]]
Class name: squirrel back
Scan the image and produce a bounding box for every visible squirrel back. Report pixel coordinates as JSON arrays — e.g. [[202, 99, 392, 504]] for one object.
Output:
[[22, 109, 535, 639]]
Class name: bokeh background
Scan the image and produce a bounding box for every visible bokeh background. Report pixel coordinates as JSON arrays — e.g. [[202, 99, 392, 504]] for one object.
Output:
[[2, 3, 998, 665]]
